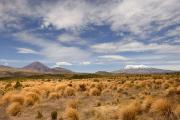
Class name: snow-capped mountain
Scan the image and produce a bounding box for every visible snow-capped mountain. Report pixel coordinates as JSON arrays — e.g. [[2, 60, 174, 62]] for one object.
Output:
[[113, 65, 175, 74]]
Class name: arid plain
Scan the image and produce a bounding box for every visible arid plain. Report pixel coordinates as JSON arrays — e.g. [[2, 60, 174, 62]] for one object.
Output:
[[0, 73, 179, 120]]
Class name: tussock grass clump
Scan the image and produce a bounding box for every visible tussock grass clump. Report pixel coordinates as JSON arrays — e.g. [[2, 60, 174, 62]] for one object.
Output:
[[128, 100, 142, 114], [120, 107, 136, 120], [55, 84, 66, 92], [30, 88, 41, 95], [176, 86, 180, 94], [78, 84, 86, 92], [6, 102, 21, 116], [10, 95, 24, 105], [25, 96, 35, 106], [120, 100, 142, 120], [67, 100, 78, 109], [165, 87, 177, 96], [162, 82, 170, 89], [4, 83, 13, 90], [150, 98, 178, 120], [141, 96, 154, 112], [48, 92, 60, 100], [65, 107, 79, 120], [64, 87, 75, 96], [1, 91, 15, 104], [89, 88, 101, 96], [24, 92, 40, 106], [36, 111, 43, 119], [174, 105, 180, 119]]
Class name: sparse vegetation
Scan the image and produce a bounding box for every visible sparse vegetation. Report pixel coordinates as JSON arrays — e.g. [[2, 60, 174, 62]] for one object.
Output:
[[0, 73, 179, 119]]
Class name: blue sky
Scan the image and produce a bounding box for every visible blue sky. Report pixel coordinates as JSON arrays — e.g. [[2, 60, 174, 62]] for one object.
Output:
[[0, 0, 180, 72]]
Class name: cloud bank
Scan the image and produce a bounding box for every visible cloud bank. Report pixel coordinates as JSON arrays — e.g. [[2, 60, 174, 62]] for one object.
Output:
[[0, 0, 179, 70]]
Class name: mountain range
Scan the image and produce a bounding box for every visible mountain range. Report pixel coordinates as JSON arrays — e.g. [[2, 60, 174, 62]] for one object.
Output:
[[0, 62, 73, 78], [0, 61, 177, 78], [112, 68, 175, 74]]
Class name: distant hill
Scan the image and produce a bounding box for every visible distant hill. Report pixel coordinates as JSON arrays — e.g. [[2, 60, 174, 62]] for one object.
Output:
[[112, 68, 175, 74], [51, 67, 73, 74], [0, 61, 74, 78], [22, 62, 51, 73], [95, 71, 111, 75], [0, 65, 14, 70], [22, 61, 73, 74]]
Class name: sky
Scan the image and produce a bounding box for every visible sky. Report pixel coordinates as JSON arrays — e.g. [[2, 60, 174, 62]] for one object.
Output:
[[0, 0, 180, 72]]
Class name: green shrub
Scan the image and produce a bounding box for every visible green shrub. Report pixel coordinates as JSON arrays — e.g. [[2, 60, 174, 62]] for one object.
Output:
[[14, 81, 22, 89], [51, 111, 57, 120]]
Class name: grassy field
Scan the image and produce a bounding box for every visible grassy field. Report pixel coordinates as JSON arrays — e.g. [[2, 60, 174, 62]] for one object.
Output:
[[0, 73, 180, 120]]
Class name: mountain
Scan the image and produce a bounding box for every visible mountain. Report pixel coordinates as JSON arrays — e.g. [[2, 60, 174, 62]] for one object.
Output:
[[112, 68, 175, 74], [95, 71, 111, 75], [51, 67, 73, 74], [0, 64, 40, 78], [22, 61, 73, 74], [0, 65, 14, 69], [22, 62, 51, 73], [0, 62, 74, 78]]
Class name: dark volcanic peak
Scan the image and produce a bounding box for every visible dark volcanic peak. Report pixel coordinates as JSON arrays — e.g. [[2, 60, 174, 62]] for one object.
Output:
[[22, 61, 73, 74], [22, 61, 51, 72]]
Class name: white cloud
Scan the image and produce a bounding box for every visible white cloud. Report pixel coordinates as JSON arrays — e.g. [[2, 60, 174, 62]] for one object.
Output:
[[54, 62, 72, 67], [41, 44, 90, 62], [14, 32, 91, 62], [58, 33, 79, 42], [58, 33, 86, 45], [98, 55, 129, 61], [0, 0, 179, 70], [36, 0, 180, 39], [81, 61, 91, 65], [125, 65, 150, 69], [40, 0, 90, 31], [16, 48, 38, 54], [92, 40, 180, 54], [0, 0, 179, 37], [0, 0, 37, 31]]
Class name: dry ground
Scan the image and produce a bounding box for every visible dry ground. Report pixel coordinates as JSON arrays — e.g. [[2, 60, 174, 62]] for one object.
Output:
[[0, 75, 180, 120]]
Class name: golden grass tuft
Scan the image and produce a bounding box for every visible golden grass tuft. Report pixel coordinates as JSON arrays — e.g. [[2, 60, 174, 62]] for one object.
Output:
[[10, 95, 24, 105], [165, 87, 177, 96], [24, 96, 34, 106], [1, 91, 14, 104], [6, 102, 21, 116], [150, 98, 178, 120], [120, 100, 142, 120], [48, 92, 60, 100], [64, 87, 75, 96], [55, 84, 66, 91], [65, 107, 79, 120], [141, 96, 154, 112], [162, 82, 170, 89], [89, 88, 101, 96], [176, 86, 180, 94], [174, 105, 180, 119], [67, 100, 78, 109], [128, 100, 142, 114], [77, 84, 86, 92], [120, 107, 136, 120], [24, 92, 40, 106]]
